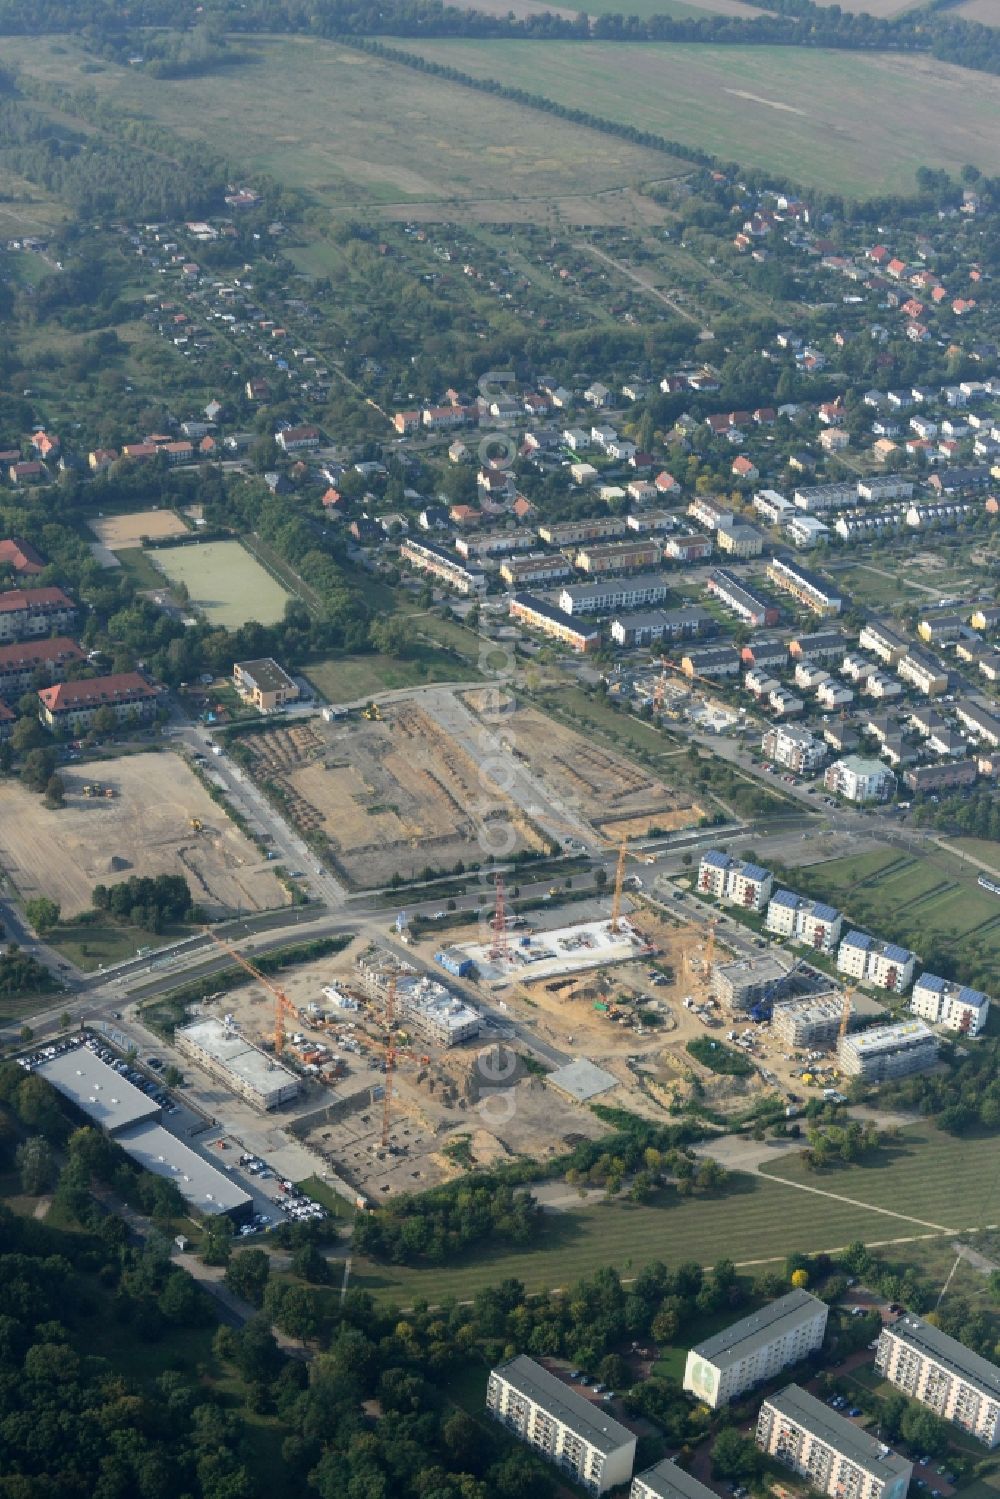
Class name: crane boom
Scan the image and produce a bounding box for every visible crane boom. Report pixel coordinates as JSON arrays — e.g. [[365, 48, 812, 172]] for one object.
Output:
[[610, 831, 628, 935], [381, 973, 397, 1149], [202, 927, 298, 1053]]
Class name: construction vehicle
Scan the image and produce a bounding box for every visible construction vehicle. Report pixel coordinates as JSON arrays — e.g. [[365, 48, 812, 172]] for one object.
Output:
[[362, 702, 382, 721], [190, 817, 203, 832], [202, 927, 298, 1054]]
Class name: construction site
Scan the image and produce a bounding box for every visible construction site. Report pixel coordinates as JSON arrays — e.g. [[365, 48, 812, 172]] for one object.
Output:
[[0, 753, 285, 918]]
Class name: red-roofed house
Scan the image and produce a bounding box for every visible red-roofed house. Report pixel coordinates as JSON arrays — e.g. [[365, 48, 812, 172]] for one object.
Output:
[[0, 637, 84, 696], [37, 672, 159, 732], [89, 448, 118, 473], [122, 443, 157, 463], [0, 586, 76, 642], [31, 432, 60, 460], [276, 426, 320, 454], [9, 461, 46, 486], [0, 538, 45, 575], [887, 258, 908, 279], [655, 471, 681, 495], [732, 456, 758, 480]]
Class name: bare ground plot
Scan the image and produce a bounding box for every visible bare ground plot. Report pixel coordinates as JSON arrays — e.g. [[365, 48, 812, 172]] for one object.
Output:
[[3, 35, 691, 218], [406, 40, 1000, 197], [89, 510, 189, 550], [241, 709, 548, 889], [498, 705, 702, 838], [0, 754, 286, 918]]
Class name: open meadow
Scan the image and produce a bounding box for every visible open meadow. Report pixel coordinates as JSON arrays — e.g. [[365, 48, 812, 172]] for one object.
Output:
[[793, 843, 1000, 985], [349, 1124, 996, 1304], [152, 540, 291, 628], [406, 41, 1000, 196], [0, 753, 285, 918], [3, 35, 690, 216]]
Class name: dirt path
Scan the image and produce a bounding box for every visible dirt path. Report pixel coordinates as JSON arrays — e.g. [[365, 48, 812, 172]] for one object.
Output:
[[578, 241, 703, 326]]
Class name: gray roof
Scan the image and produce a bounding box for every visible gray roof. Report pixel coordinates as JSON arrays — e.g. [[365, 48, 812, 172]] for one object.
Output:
[[889, 1314, 1000, 1399], [635, 1460, 720, 1499], [547, 1058, 618, 1103], [765, 1384, 912, 1484], [116, 1121, 252, 1217], [235, 657, 296, 694], [692, 1289, 825, 1372], [493, 1356, 635, 1454], [37, 1050, 160, 1135]]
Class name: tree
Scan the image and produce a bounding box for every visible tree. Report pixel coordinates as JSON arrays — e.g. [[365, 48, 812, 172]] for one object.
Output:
[[712, 1429, 762, 1483], [791, 1267, 810, 1289], [44, 773, 65, 807], [291, 1242, 330, 1284], [900, 1405, 950, 1457], [225, 1248, 270, 1307], [25, 896, 60, 934], [16, 1135, 56, 1195]]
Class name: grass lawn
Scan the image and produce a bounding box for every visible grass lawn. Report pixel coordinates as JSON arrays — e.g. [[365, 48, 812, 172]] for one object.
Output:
[[296, 1174, 354, 1222], [758, 1126, 1000, 1236], [303, 646, 475, 703], [348, 1171, 952, 1306], [827, 562, 928, 609], [114, 547, 173, 591], [49, 921, 182, 972], [945, 838, 1000, 875], [404, 41, 1000, 197], [795, 844, 1000, 987]]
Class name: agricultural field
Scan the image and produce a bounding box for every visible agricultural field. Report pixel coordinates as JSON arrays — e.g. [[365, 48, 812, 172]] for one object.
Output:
[[3, 36, 690, 218], [152, 540, 291, 628], [89, 510, 190, 550], [407, 41, 1000, 196], [955, 0, 1000, 23], [0, 753, 286, 918], [794, 844, 1000, 985]]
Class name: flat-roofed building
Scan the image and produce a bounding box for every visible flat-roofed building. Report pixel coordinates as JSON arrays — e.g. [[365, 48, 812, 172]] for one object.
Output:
[[910, 973, 990, 1036], [176, 1017, 300, 1110], [762, 725, 826, 774], [757, 1384, 912, 1499], [824, 755, 895, 804], [771, 994, 854, 1049], [898, 648, 948, 697], [632, 1462, 720, 1499], [559, 573, 670, 616], [509, 594, 601, 653], [875, 1315, 1000, 1448], [116, 1120, 252, 1222], [233, 657, 300, 713], [683, 1290, 828, 1409], [838, 1018, 937, 1079], [611, 607, 712, 649], [767, 556, 843, 616], [487, 1355, 636, 1494], [37, 1049, 161, 1135], [712, 953, 797, 1013]]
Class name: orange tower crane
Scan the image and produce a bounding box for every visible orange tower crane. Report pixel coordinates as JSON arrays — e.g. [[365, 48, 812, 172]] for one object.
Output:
[[381, 973, 398, 1150], [202, 928, 298, 1054], [610, 830, 629, 935]]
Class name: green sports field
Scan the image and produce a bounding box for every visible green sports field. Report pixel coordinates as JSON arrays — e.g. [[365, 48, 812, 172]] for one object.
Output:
[[152, 540, 291, 628], [406, 41, 1000, 196], [350, 1124, 998, 1304]]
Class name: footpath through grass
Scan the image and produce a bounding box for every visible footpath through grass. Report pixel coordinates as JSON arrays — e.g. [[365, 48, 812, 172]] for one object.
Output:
[[348, 1170, 943, 1306]]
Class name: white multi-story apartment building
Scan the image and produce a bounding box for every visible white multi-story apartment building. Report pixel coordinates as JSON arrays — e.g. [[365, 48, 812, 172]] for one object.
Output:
[[837, 932, 916, 993], [875, 1315, 1000, 1448], [762, 725, 826, 773], [683, 1291, 828, 1409], [766, 891, 842, 954], [632, 1461, 721, 1499], [757, 1385, 912, 1499], [838, 1019, 938, 1079], [910, 973, 990, 1036], [697, 851, 773, 911], [824, 755, 895, 804], [399, 537, 486, 595], [559, 573, 670, 616], [487, 1355, 636, 1494]]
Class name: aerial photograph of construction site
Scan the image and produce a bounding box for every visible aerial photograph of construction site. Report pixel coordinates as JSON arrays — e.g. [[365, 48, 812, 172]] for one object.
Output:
[[234, 685, 703, 888]]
